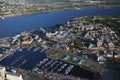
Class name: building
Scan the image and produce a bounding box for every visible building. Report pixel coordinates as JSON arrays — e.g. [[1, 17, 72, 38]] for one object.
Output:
[[107, 51, 120, 58], [46, 31, 58, 38], [97, 55, 106, 64], [65, 46, 70, 52], [21, 36, 34, 45], [56, 31, 68, 39], [0, 66, 5, 80], [108, 42, 115, 48], [6, 72, 23, 80], [0, 66, 23, 80], [67, 21, 70, 26], [22, 39, 33, 45], [97, 40, 103, 47], [0, 42, 11, 48]]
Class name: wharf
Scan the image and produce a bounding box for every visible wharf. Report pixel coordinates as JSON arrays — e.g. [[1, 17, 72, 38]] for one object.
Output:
[[0, 52, 13, 61]]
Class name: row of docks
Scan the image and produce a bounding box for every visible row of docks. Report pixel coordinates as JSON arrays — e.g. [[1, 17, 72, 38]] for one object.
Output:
[[44, 72, 81, 80], [32, 69, 81, 80], [32, 58, 74, 75]]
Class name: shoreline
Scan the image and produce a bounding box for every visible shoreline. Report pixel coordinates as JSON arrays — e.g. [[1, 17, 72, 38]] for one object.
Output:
[[1, 5, 120, 19]]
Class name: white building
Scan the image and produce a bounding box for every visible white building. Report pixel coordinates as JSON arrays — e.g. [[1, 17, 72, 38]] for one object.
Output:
[[6, 72, 23, 80], [46, 31, 58, 38], [97, 55, 106, 64], [0, 66, 5, 80], [0, 66, 23, 80], [56, 31, 68, 39]]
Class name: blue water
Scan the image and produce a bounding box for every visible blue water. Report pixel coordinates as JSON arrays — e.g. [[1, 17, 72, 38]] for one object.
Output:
[[0, 7, 120, 38], [0, 48, 4, 54], [0, 48, 46, 70]]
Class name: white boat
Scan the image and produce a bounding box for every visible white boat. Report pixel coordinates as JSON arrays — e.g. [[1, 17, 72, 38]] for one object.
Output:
[[76, 8, 81, 10], [19, 48, 22, 51], [2, 17, 5, 19], [0, 16, 5, 19]]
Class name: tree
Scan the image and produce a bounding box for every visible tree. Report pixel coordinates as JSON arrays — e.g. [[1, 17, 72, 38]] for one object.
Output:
[[74, 40, 83, 49]]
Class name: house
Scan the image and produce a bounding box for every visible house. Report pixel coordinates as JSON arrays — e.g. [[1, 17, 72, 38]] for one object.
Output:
[[108, 42, 115, 48], [97, 55, 106, 64], [21, 36, 34, 45], [0, 42, 11, 48], [97, 39, 103, 47], [88, 40, 96, 48], [65, 46, 70, 52], [66, 21, 70, 26], [22, 39, 33, 45], [107, 50, 120, 58], [114, 50, 120, 57], [106, 51, 114, 57], [96, 51, 107, 64]]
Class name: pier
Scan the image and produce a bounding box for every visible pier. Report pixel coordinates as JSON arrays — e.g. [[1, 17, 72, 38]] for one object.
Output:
[[0, 51, 15, 61]]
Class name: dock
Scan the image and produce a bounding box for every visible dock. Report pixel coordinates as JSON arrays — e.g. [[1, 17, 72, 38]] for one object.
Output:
[[0, 52, 12, 61]]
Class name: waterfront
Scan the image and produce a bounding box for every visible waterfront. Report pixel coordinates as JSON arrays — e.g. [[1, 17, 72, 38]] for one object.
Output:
[[0, 7, 120, 38], [0, 48, 95, 80], [0, 48, 46, 70], [0, 6, 120, 80]]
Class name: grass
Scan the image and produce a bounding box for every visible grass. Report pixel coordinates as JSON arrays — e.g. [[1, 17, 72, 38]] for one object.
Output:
[[46, 49, 63, 59], [108, 57, 120, 64]]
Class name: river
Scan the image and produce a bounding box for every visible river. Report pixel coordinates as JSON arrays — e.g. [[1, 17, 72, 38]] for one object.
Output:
[[0, 6, 120, 38]]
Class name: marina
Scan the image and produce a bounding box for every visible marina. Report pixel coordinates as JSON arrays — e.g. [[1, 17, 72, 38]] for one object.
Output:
[[0, 47, 95, 79], [0, 48, 46, 70], [33, 57, 95, 79]]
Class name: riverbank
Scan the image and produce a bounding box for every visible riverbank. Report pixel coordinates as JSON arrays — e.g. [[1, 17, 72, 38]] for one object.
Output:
[[1, 4, 120, 19]]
